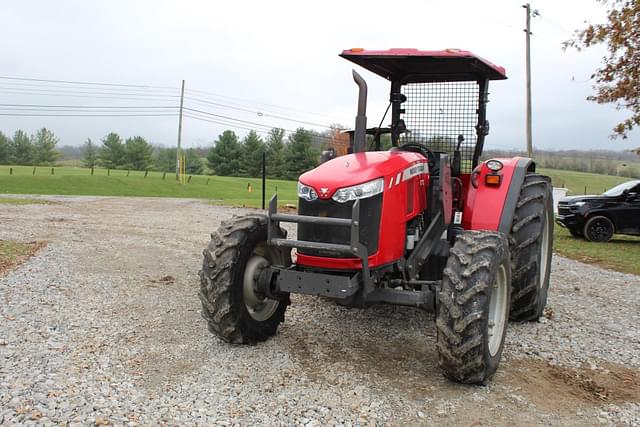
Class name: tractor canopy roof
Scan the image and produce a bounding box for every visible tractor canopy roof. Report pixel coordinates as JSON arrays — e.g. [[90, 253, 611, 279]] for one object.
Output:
[[340, 48, 507, 83]]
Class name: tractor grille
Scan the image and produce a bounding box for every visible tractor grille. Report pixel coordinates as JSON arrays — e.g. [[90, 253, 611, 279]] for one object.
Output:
[[400, 81, 480, 173], [297, 194, 382, 258]]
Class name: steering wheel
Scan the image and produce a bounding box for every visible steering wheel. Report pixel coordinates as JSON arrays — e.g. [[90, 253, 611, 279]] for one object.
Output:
[[397, 143, 436, 171]]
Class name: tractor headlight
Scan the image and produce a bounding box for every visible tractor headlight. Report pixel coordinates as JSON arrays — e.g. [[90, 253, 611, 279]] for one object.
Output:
[[297, 182, 318, 201], [332, 177, 384, 203]]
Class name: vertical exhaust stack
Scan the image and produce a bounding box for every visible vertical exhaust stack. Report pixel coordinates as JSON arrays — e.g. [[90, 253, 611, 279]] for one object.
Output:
[[352, 70, 368, 153]]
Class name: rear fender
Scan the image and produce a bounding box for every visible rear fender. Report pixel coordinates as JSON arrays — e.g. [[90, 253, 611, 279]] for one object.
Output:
[[462, 157, 535, 234]]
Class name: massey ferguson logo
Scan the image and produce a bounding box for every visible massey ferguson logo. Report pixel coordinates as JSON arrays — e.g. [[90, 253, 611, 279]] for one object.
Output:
[[319, 187, 329, 197]]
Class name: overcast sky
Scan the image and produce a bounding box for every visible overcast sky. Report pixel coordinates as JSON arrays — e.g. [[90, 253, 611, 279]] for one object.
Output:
[[1, 0, 638, 151]]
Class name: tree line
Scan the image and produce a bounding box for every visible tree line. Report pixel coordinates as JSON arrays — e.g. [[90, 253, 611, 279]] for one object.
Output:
[[0, 126, 323, 179], [0, 128, 60, 166]]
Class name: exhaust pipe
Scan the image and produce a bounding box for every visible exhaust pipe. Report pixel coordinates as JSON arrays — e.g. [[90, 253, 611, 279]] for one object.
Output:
[[352, 70, 367, 153]]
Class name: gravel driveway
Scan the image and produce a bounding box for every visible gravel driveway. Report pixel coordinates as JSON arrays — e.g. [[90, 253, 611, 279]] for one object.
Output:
[[1, 196, 639, 426]]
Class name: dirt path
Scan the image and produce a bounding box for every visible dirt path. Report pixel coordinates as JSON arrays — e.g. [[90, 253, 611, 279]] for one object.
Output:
[[0, 196, 638, 425]]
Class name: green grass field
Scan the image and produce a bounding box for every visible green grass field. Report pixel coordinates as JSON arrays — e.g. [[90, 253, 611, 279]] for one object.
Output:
[[538, 167, 630, 196], [553, 227, 640, 275], [0, 165, 297, 208]]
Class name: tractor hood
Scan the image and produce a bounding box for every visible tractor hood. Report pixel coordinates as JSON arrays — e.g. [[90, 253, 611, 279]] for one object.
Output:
[[299, 151, 427, 199]]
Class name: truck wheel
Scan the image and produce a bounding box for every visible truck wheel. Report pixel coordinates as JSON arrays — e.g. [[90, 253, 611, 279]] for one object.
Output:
[[199, 215, 291, 344], [509, 174, 553, 321], [436, 231, 511, 385], [584, 215, 614, 242]]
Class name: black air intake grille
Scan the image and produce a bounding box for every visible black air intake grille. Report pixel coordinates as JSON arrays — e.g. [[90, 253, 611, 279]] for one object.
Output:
[[297, 194, 382, 258]]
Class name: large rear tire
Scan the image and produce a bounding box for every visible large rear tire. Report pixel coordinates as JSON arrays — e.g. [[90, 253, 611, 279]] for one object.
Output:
[[436, 230, 511, 385], [199, 215, 291, 344], [509, 174, 554, 321]]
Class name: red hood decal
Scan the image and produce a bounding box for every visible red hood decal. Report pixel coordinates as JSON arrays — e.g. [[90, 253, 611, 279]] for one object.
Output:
[[299, 151, 427, 198]]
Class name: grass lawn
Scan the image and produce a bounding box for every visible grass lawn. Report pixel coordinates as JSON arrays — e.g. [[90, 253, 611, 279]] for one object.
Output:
[[0, 165, 297, 208], [0, 240, 46, 275], [553, 226, 640, 275], [538, 167, 630, 196]]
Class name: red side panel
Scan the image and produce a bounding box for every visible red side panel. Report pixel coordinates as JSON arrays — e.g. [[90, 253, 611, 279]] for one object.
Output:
[[462, 158, 521, 231]]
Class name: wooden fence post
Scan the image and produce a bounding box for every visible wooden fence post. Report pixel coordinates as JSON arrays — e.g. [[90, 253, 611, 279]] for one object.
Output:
[[32, 167, 36, 175], [9, 167, 13, 175], [162, 172, 166, 180], [91, 167, 94, 176], [144, 170, 148, 178], [108, 169, 110, 176], [51, 167, 54, 175]]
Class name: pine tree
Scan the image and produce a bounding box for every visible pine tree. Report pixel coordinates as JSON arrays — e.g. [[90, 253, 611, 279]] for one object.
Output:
[[0, 131, 10, 164], [206, 130, 242, 176], [241, 130, 266, 177], [32, 128, 59, 165], [283, 128, 318, 180], [99, 132, 125, 169], [124, 136, 154, 170], [10, 130, 33, 165], [266, 128, 286, 179], [81, 138, 99, 168]]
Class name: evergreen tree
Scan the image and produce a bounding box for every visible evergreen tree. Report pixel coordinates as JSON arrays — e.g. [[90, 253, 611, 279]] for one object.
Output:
[[266, 128, 286, 179], [32, 128, 59, 165], [81, 138, 99, 168], [99, 132, 125, 169], [0, 131, 10, 164], [283, 128, 318, 180], [184, 148, 204, 175], [10, 130, 33, 165], [206, 130, 241, 176], [241, 130, 266, 177], [124, 136, 153, 170]]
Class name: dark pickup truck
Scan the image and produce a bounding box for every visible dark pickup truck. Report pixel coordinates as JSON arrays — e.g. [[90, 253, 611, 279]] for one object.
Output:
[[556, 180, 640, 242]]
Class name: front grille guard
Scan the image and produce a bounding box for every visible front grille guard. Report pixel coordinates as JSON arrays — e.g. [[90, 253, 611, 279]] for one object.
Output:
[[267, 195, 374, 294]]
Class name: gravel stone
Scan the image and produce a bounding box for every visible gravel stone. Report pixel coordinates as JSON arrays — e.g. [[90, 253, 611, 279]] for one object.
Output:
[[0, 195, 638, 425]]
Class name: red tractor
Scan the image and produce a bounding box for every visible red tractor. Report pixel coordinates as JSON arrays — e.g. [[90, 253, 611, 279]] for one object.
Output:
[[199, 48, 554, 384]]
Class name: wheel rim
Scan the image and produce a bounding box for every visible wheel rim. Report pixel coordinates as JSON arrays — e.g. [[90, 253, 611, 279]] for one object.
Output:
[[243, 255, 279, 321], [588, 218, 612, 241], [488, 263, 508, 357], [539, 209, 551, 289]]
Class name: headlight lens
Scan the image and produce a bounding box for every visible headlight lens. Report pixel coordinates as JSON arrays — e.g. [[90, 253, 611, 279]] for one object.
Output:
[[486, 159, 503, 172], [570, 201, 586, 207], [297, 182, 318, 201], [332, 177, 384, 203]]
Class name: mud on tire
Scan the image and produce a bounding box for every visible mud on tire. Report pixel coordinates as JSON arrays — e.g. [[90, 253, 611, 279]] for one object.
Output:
[[436, 230, 511, 385], [198, 214, 291, 344], [509, 174, 553, 321]]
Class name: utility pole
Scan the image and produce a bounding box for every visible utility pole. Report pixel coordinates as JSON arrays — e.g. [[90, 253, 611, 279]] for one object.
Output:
[[176, 79, 185, 181], [523, 4, 533, 158]]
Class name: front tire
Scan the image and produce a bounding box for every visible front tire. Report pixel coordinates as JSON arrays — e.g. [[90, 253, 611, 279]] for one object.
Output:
[[509, 174, 554, 321], [436, 231, 511, 385], [584, 215, 614, 242], [199, 215, 291, 344]]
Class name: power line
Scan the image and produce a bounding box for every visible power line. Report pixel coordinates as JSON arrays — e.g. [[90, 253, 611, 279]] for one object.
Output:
[[184, 96, 339, 129], [0, 103, 177, 109], [183, 106, 335, 141], [0, 75, 178, 90], [0, 89, 178, 102], [0, 112, 177, 117], [0, 86, 179, 98], [184, 88, 350, 123]]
